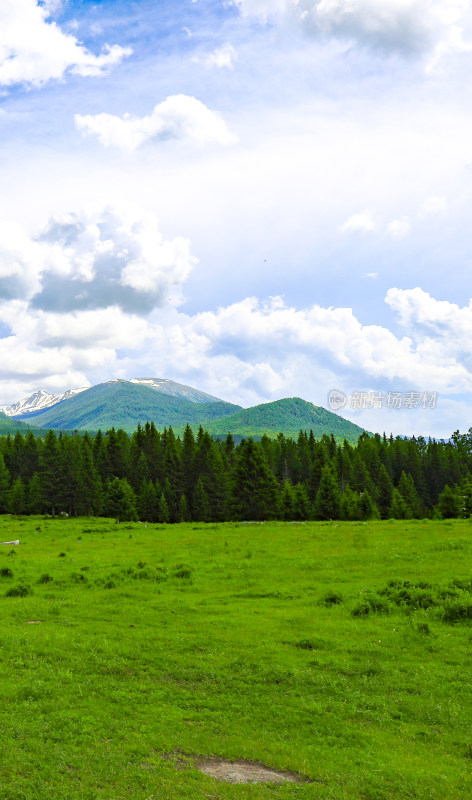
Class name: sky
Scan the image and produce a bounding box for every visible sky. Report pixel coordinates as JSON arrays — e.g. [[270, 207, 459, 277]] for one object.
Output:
[[1, 0, 472, 437]]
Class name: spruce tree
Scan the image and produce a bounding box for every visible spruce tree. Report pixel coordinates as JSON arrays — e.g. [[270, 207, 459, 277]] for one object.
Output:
[[0, 452, 10, 513], [293, 483, 311, 520], [398, 471, 422, 518], [39, 430, 63, 517], [157, 493, 170, 524], [359, 490, 379, 520], [177, 493, 189, 522], [281, 480, 295, 520], [376, 464, 394, 519], [9, 477, 26, 515], [340, 485, 361, 521], [436, 485, 461, 519], [313, 466, 341, 520], [232, 439, 280, 520], [27, 473, 42, 514], [104, 477, 138, 522], [388, 488, 409, 519], [137, 480, 158, 522], [192, 477, 211, 521]]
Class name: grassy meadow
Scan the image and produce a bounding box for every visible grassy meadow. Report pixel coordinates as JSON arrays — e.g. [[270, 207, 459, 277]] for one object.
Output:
[[1, 516, 472, 799]]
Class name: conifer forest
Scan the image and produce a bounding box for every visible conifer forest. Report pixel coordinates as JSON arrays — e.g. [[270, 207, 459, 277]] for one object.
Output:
[[1, 424, 471, 522]]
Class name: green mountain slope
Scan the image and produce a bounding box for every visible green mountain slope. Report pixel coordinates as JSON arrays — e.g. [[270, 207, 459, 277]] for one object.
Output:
[[0, 412, 49, 438], [19, 380, 241, 432], [131, 378, 221, 403], [205, 397, 367, 442]]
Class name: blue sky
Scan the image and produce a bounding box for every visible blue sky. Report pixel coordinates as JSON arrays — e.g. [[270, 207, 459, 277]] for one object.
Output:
[[1, 0, 472, 436]]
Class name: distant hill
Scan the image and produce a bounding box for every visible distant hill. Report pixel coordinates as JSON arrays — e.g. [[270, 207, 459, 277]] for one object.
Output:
[[17, 380, 241, 433], [2, 377, 221, 419], [6, 380, 369, 442], [0, 412, 49, 438], [205, 397, 366, 443]]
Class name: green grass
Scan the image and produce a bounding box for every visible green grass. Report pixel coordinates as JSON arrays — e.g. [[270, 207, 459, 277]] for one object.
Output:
[[1, 517, 472, 799]]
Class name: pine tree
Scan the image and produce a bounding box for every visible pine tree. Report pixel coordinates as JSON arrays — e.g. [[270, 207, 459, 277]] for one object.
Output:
[[397, 471, 422, 518], [358, 490, 379, 520], [340, 485, 361, 521], [39, 430, 63, 517], [313, 466, 341, 520], [181, 424, 196, 508], [0, 452, 10, 513], [192, 477, 211, 521], [104, 477, 138, 522], [293, 483, 311, 520], [77, 437, 102, 517], [376, 464, 394, 519], [27, 473, 42, 514], [177, 493, 189, 522], [137, 480, 158, 522], [157, 493, 170, 524], [232, 439, 280, 520], [436, 485, 460, 519], [9, 477, 26, 515], [388, 488, 409, 519], [281, 480, 295, 520]]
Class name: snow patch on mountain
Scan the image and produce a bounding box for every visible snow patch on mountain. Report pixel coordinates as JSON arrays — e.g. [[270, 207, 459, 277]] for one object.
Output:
[[0, 387, 88, 417], [130, 378, 221, 403], [0, 377, 221, 418]]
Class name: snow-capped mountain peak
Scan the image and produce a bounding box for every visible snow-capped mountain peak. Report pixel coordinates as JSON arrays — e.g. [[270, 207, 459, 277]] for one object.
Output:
[[0, 387, 88, 417]]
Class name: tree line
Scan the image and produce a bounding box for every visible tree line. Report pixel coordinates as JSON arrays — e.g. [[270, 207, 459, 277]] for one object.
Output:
[[0, 423, 471, 522]]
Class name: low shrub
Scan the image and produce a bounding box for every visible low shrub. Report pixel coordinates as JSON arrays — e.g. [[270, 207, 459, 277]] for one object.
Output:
[[174, 568, 192, 580], [295, 639, 316, 650], [38, 573, 53, 584], [352, 592, 390, 617], [5, 584, 32, 597], [322, 591, 343, 606], [442, 600, 472, 623], [0, 567, 13, 578]]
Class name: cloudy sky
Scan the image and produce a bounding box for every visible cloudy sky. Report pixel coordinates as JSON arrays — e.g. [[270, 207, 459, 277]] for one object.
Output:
[[1, 0, 472, 437]]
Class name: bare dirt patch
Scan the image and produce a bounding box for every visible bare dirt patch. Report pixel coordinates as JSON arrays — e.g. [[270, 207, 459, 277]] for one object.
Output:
[[162, 752, 309, 785], [197, 757, 305, 784]]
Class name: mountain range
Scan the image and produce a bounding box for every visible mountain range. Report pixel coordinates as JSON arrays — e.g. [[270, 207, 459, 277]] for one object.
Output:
[[0, 378, 367, 442]]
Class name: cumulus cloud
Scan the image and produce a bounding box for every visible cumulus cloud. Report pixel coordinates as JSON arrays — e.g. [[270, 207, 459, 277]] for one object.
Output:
[[0, 0, 131, 88], [0, 207, 197, 314], [234, 0, 472, 58], [197, 42, 237, 69], [162, 292, 472, 402], [340, 211, 376, 233], [387, 218, 411, 238], [1, 261, 472, 434], [421, 195, 447, 216], [386, 287, 472, 376], [75, 95, 236, 150]]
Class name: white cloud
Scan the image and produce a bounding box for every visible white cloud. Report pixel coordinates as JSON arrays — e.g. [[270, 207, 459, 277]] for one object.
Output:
[[387, 218, 411, 238], [234, 0, 472, 59], [362, 272, 379, 279], [1, 280, 472, 435], [420, 195, 447, 216], [75, 95, 236, 150], [0, 0, 131, 88], [0, 207, 197, 314], [340, 211, 376, 233], [198, 42, 237, 69]]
